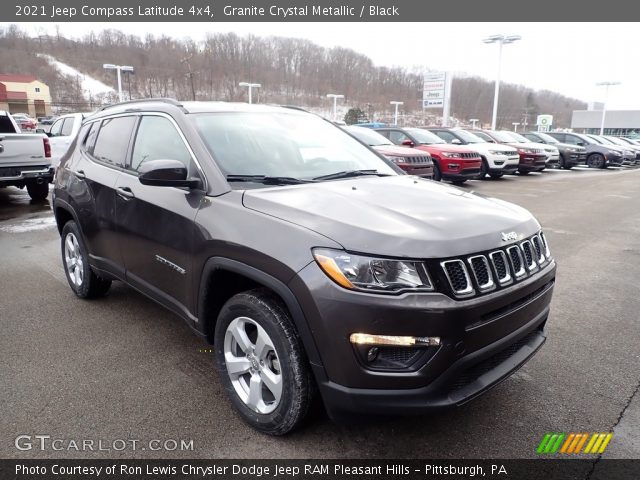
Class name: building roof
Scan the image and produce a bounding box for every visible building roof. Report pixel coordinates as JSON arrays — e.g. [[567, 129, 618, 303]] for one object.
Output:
[[572, 110, 640, 129], [0, 74, 38, 83]]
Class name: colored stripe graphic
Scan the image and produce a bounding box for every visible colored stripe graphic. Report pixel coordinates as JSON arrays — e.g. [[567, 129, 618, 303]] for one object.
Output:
[[537, 433, 613, 455]]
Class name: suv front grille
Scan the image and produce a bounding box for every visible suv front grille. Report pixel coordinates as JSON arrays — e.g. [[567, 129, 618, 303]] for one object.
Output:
[[460, 152, 479, 159], [437, 232, 552, 299], [404, 155, 432, 164]]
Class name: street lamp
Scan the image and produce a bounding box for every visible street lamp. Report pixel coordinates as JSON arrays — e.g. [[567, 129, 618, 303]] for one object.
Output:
[[469, 118, 479, 129], [103, 64, 134, 102], [595, 81, 621, 135], [239, 82, 261, 104], [390, 101, 403, 126], [512, 122, 520, 132], [483, 34, 521, 130], [326, 94, 344, 121]]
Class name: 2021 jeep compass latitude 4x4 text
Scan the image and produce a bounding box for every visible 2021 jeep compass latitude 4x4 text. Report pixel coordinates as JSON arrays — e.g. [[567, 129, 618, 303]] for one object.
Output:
[[53, 99, 556, 435]]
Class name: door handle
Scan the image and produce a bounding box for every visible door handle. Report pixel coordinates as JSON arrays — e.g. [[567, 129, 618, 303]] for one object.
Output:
[[116, 186, 135, 200], [74, 170, 86, 179]]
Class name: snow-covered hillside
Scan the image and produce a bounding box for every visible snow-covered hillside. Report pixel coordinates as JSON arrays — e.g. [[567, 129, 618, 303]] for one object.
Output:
[[38, 54, 115, 101]]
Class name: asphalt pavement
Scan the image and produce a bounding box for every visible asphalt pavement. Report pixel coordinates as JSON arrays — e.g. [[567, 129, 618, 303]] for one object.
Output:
[[1, 166, 639, 460]]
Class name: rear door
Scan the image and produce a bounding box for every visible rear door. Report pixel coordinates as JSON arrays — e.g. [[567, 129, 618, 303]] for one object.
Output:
[[67, 116, 137, 277], [113, 113, 205, 319]]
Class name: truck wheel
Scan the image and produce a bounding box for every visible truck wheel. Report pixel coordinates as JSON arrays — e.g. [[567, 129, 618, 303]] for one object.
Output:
[[432, 163, 442, 182], [61, 221, 112, 299], [587, 153, 606, 169], [214, 288, 314, 435], [26, 181, 49, 201]]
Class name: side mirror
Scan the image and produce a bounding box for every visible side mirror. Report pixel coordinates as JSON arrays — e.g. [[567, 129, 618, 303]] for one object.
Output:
[[36, 128, 47, 135], [138, 159, 200, 189], [577, 142, 585, 146], [451, 138, 462, 145], [401, 139, 415, 147]]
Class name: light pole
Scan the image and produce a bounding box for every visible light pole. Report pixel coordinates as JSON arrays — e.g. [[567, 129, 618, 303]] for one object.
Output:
[[470, 118, 479, 129], [390, 101, 403, 126], [326, 94, 344, 121], [483, 34, 521, 130], [103, 64, 134, 102], [595, 81, 621, 135], [239, 82, 261, 104], [512, 122, 520, 132]]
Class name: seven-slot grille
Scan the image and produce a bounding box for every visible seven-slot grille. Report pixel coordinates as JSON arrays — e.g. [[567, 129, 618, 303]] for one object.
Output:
[[440, 232, 551, 298], [403, 155, 432, 164], [460, 152, 480, 159]]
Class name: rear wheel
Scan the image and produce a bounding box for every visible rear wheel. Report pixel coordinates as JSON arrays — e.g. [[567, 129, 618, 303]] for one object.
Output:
[[587, 153, 606, 169], [61, 221, 112, 298], [26, 181, 49, 201], [214, 289, 314, 435]]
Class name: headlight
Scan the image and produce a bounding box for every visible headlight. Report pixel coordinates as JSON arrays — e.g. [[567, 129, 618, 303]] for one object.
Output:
[[442, 152, 462, 158], [566, 147, 578, 152], [383, 155, 403, 164], [518, 148, 534, 154], [313, 248, 433, 293], [488, 150, 507, 155]]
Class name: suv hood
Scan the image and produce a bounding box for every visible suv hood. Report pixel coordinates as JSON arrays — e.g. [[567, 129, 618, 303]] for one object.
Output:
[[242, 176, 540, 258], [374, 145, 431, 158]]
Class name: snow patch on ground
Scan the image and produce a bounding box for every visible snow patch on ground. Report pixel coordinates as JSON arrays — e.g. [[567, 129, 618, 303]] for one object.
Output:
[[0, 216, 57, 233]]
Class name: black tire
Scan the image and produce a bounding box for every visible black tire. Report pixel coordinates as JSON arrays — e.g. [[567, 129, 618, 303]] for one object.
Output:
[[478, 158, 489, 179], [519, 170, 530, 175], [451, 179, 467, 185], [61, 221, 111, 299], [587, 153, 606, 169], [214, 288, 314, 435], [26, 181, 49, 201], [432, 162, 442, 182], [489, 173, 503, 179]]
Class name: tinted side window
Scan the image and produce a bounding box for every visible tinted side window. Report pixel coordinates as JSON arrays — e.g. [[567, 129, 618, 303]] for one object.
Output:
[[388, 130, 410, 144], [130, 116, 192, 172], [434, 131, 457, 143], [61, 117, 75, 136], [50, 118, 64, 137], [0, 115, 16, 133], [92, 116, 136, 167], [84, 122, 100, 154], [563, 135, 583, 145]]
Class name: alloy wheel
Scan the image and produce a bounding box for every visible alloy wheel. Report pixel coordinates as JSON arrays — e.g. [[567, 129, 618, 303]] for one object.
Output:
[[64, 232, 84, 288]]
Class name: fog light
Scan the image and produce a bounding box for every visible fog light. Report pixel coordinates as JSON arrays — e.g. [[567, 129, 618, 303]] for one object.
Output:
[[367, 347, 379, 362], [350, 333, 441, 347], [448, 163, 460, 169]]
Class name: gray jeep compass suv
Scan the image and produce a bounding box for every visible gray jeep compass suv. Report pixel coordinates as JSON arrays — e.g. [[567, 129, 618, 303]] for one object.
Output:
[[53, 99, 556, 435]]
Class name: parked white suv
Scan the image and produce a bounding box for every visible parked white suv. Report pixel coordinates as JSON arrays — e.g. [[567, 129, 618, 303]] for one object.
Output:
[[426, 127, 520, 179], [500, 131, 560, 168], [41, 113, 87, 168]]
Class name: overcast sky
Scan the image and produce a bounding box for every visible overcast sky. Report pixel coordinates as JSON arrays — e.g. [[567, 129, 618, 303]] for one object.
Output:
[[14, 22, 640, 110]]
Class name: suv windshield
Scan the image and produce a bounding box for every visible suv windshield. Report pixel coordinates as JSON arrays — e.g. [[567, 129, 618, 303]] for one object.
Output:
[[404, 128, 446, 144], [345, 126, 393, 146], [500, 131, 529, 143], [530, 132, 559, 144], [453, 129, 485, 143], [489, 131, 518, 143], [190, 112, 397, 183]]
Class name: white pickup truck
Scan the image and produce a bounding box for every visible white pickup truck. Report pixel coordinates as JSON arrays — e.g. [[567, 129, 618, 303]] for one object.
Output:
[[0, 111, 53, 201]]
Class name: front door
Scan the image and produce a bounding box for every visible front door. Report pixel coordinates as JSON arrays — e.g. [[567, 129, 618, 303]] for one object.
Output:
[[114, 114, 205, 319]]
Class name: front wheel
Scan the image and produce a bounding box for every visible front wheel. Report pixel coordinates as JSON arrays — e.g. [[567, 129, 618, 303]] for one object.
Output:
[[587, 153, 606, 169], [26, 181, 49, 201], [432, 162, 442, 182], [478, 159, 489, 179], [61, 221, 112, 298], [489, 173, 504, 179], [214, 289, 314, 435]]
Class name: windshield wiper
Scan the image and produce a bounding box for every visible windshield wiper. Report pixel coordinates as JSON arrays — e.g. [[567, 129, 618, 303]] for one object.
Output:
[[312, 169, 391, 181], [226, 175, 313, 185]]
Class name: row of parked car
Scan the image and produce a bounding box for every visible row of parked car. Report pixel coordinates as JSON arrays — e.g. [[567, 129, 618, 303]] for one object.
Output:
[[345, 124, 640, 184]]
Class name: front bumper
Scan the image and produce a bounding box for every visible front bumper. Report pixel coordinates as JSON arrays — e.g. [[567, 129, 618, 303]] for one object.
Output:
[[290, 258, 556, 418]]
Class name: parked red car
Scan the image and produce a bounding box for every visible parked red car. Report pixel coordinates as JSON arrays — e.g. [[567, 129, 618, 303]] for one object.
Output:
[[11, 113, 37, 131], [345, 126, 434, 178], [469, 130, 547, 174], [374, 127, 481, 184]]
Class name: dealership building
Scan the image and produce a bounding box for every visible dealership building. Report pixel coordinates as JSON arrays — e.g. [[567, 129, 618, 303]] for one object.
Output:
[[0, 74, 52, 118], [571, 109, 640, 137]]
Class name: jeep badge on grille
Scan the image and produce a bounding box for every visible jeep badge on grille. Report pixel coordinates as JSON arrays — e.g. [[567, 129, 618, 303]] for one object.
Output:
[[501, 231, 518, 242]]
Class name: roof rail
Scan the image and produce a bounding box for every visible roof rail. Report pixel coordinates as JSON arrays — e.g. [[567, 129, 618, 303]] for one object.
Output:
[[98, 98, 185, 112], [280, 105, 309, 113]]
